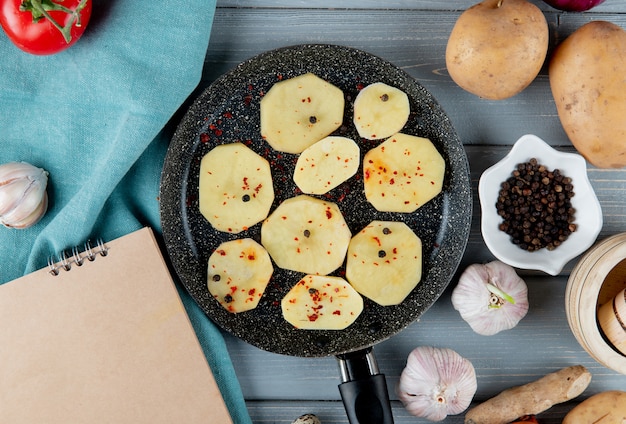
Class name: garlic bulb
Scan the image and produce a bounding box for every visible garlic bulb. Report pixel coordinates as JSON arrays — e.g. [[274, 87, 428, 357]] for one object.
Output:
[[451, 261, 529, 336], [397, 346, 477, 422], [0, 162, 49, 229]]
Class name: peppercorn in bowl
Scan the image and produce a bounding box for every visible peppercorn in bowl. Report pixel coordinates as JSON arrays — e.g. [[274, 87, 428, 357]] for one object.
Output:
[[478, 134, 602, 275]]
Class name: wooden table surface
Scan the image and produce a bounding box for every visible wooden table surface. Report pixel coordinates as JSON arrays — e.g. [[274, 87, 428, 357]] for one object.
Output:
[[197, 1, 626, 422]]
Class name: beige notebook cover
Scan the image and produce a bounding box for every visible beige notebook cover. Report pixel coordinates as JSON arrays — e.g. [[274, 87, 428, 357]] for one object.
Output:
[[0, 227, 233, 424]]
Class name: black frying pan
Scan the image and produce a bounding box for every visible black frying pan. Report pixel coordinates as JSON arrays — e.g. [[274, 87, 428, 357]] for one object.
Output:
[[160, 44, 472, 423]]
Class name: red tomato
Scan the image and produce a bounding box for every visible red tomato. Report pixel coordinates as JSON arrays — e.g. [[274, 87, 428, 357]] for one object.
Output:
[[0, 0, 92, 55]]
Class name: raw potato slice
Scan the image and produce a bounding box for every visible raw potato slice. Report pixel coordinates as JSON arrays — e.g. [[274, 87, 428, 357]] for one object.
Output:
[[207, 238, 274, 313], [199, 142, 274, 234], [261, 195, 351, 275], [353, 82, 410, 140], [281, 274, 364, 330], [363, 133, 445, 213], [260, 73, 345, 154], [346, 221, 422, 306], [293, 136, 360, 195]]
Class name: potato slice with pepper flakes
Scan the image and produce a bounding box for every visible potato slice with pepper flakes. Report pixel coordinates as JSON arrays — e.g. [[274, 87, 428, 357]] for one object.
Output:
[[207, 238, 274, 313], [281, 275, 363, 330], [293, 136, 360, 195], [261, 195, 351, 276], [363, 133, 445, 213], [346, 221, 422, 306], [353, 82, 410, 140], [199, 142, 274, 234], [260, 73, 345, 154]]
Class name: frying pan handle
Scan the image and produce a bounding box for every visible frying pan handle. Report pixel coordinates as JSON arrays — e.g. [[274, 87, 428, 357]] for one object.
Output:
[[336, 348, 394, 424]]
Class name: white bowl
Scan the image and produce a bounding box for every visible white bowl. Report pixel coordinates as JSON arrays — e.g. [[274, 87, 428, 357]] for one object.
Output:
[[478, 134, 603, 276]]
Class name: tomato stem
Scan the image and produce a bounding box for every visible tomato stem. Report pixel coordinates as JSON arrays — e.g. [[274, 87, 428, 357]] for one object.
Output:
[[19, 0, 89, 44]]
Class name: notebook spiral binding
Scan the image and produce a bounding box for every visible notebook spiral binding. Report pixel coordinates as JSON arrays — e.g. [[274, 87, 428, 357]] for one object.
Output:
[[47, 239, 109, 276]]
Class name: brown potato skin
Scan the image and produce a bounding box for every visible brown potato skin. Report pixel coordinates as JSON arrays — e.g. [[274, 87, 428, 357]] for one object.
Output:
[[549, 21, 626, 169], [562, 391, 626, 424], [446, 0, 548, 100]]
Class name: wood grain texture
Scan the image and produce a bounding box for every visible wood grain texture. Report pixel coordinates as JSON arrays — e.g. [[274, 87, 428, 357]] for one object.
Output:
[[216, 0, 626, 13], [200, 2, 626, 422], [225, 277, 626, 400], [202, 8, 626, 148], [243, 400, 579, 424]]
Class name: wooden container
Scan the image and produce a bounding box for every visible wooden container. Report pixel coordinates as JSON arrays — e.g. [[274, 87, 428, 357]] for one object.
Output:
[[565, 233, 626, 375], [597, 288, 626, 355]]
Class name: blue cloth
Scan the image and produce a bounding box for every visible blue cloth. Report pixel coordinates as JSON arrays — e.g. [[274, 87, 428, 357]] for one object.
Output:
[[0, 1, 252, 423]]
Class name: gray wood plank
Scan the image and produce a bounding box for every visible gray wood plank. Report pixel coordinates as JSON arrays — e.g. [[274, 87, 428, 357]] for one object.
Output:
[[244, 400, 578, 424], [216, 0, 626, 14], [225, 276, 626, 401], [202, 9, 626, 147], [202, 4, 626, 423], [219, 144, 626, 421], [219, 145, 626, 412]]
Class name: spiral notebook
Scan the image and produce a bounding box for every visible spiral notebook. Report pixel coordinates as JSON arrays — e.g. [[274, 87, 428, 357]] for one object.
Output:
[[0, 227, 232, 424]]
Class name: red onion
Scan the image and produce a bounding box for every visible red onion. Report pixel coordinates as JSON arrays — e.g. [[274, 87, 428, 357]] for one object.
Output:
[[542, 0, 606, 12]]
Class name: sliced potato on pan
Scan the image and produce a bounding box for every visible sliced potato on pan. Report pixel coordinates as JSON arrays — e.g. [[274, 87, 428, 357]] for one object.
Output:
[[260, 73, 345, 154], [293, 136, 360, 195], [346, 220, 422, 306], [261, 195, 351, 276], [199, 142, 274, 234], [281, 274, 364, 330], [363, 133, 445, 213], [207, 238, 274, 313], [353, 82, 410, 140]]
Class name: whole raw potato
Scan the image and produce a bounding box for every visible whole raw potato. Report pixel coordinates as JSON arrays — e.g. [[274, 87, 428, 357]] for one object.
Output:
[[549, 21, 626, 168], [562, 391, 626, 424], [446, 0, 549, 100]]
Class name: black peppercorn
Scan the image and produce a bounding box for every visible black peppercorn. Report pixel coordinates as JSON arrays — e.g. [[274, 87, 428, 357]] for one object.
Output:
[[495, 158, 576, 252]]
